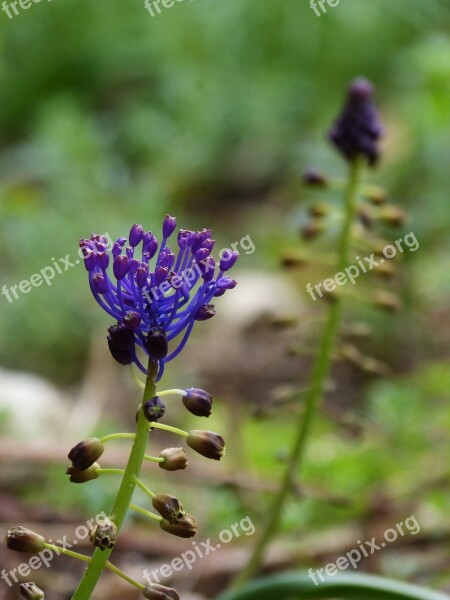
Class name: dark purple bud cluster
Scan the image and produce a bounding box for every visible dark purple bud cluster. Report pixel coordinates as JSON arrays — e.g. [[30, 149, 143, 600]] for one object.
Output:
[[80, 217, 239, 381], [329, 78, 383, 166]]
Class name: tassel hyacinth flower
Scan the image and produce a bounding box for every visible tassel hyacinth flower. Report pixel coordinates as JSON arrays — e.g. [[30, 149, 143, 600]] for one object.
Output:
[[80, 215, 238, 381]]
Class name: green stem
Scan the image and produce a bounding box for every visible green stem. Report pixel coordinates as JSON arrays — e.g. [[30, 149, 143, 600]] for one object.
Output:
[[71, 360, 157, 600], [99, 433, 136, 444], [133, 475, 156, 498], [150, 422, 189, 437], [45, 544, 144, 591], [144, 454, 165, 463], [129, 503, 162, 522], [96, 468, 126, 476], [234, 159, 363, 587]]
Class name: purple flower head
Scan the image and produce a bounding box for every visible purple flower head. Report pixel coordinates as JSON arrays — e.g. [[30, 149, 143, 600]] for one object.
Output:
[[81, 217, 238, 381], [329, 78, 383, 166]]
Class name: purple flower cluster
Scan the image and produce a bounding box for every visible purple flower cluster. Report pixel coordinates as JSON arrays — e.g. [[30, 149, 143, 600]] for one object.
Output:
[[80, 216, 238, 380], [329, 78, 383, 166]]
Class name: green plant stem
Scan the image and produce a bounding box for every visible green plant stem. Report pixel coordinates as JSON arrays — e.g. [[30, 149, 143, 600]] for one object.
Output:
[[95, 468, 125, 476], [218, 572, 450, 600], [234, 159, 363, 588], [150, 422, 189, 437], [133, 475, 156, 498], [71, 360, 158, 600], [100, 433, 136, 444], [129, 503, 162, 522], [45, 544, 144, 591], [144, 454, 164, 463]]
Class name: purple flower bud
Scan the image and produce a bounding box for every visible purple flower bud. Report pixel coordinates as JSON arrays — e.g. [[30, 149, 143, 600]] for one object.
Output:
[[143, 396, 166, 422], [113, 255, 130, 279], [145, 327, 168, 359], [194, 304, 216, 321], [182, 388, 213, 417], [136, 265, 149, 288], [129, 223, 144, 247], [126, 246, 134, 259], [216, 276, 237, 290], [108, 324, 135, 350], [123, 311, 141, 331], [92, 273, 108, 294], [202, 238, 215, 252], [200, 256, 215, 282], [329, 78, 383, 166], [187, 430, 225, 461], [68, 438, 105, 471], [143, 232, 158, 259], [163, 215, 177, 238], [195, 248, 210, 263], [96, 251, 109, 270], [129, 259, 140, 274], [177, 229, 193, 249], [107, 324, 135, 365], [154, 267, 168, 286], [82, 249, 97, 272], [112, 242, 122, 258], [220, 250, 239, 271], [213, 288, 226, 297]]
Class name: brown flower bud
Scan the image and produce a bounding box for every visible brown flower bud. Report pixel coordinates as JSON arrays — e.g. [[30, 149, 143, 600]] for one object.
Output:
[[152, 494, 185, 524], [187, 430, 225, 461], [19, 583, 45, 600], [89, 517, 117, 551], [160, 514, 197, 538], [302, 167, 328, 187], [308, 201, 330, 218], [158, 448, 188, 471], [143, 583, 180, 600], [68, 438, 104, 471], [301, 220, 324, 241], [6, 527, 45, 553], [364, 185, 388, 205], [379, 205, 407, 227], [280, 250, 308, 269], [374, 291, 402, 313], [66, 462, 100, 484]]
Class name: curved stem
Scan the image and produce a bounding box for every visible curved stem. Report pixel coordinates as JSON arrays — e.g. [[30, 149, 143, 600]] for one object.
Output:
[[133, 475, 156, 498], [234, 159, 363, 587], [150, 422, 189, 437], [45, 544, 144, 590], [144, 455, 165, 463], [95, 468, 126, 476], [129, 503, 162, 522], [100, 433, 136, 444], [71, 360, 157, 600]]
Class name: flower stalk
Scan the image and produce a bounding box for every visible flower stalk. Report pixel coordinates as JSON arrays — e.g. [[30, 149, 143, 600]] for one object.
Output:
[[234, 157, 364, 587], [71, 359, 158, 600]]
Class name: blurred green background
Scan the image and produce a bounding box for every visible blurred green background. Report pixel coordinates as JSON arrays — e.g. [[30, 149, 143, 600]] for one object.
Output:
[[1, 0, 450, 597]]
